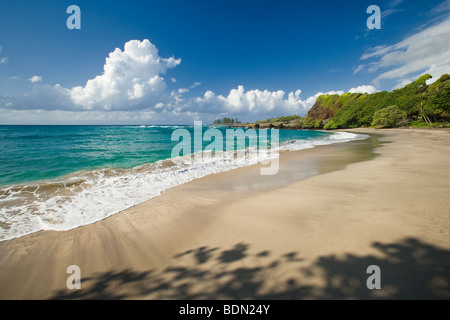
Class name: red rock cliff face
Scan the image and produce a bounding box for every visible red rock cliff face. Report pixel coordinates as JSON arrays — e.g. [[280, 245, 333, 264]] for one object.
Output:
[[306, 96, 340, 120], [306, 102, 336, 120]]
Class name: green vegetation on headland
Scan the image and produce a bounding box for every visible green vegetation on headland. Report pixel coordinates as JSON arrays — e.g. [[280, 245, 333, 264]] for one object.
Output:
[[241, 74, 450, 130], [213, 117, 241, 125]]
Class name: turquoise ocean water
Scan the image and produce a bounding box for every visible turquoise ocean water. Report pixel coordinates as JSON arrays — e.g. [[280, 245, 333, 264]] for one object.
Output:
[[0, 125, 366, 241]]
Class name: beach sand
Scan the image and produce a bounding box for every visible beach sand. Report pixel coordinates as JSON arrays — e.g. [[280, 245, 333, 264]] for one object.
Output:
[[0, 128, 449, 299]]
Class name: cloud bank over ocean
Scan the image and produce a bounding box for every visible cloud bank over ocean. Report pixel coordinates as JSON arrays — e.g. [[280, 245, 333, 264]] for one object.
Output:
[[1, 15, 449, 123], [0, 40, 376, 124]]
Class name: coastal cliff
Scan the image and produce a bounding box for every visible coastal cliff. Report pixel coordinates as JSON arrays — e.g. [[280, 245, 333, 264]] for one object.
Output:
[[244, 74, 450, 130]]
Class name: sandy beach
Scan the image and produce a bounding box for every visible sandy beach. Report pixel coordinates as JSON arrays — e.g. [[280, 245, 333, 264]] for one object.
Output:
[[0, 128, 449, 299]]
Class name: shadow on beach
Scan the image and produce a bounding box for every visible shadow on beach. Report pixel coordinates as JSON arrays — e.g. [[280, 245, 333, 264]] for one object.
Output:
[[51, 237, 450, 300]]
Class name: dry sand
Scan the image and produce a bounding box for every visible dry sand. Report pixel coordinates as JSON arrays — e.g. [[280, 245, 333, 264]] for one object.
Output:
[[0, 128, 449, 299]]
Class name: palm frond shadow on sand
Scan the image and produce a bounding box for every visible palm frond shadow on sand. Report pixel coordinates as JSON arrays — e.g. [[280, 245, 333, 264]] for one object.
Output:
[[51, 237, 450, 300]]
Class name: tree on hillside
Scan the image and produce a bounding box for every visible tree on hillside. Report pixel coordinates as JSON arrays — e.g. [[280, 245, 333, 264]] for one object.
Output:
[[213, 117, 241, 125], [371, 105, 407, 128]]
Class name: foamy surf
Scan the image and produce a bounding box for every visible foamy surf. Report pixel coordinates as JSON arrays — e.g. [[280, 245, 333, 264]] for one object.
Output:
[[0, 131, 367, 241]]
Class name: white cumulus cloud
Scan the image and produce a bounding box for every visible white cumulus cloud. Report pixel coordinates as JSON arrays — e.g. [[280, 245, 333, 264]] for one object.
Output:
[[70, 39, 180, 111], [190, 86, 346, 117], [4, 40, 181, 112], [193, 86, 304, 115], [28, 75, 43, 83], [348, 85, 377, 94]]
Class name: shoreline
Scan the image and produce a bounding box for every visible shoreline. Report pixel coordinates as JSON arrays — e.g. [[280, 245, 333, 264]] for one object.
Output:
[[0, 128, 449, 299], [0, 129, 367, 242]]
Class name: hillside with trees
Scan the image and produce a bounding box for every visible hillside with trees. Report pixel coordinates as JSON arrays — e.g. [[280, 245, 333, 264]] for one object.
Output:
[[213, 117, 241, 125], [244, 74, 450, 130]]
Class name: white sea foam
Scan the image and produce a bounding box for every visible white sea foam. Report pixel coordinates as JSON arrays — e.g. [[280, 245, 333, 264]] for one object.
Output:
[[0, 131, 368, 241], [140, 125, 185, 128]]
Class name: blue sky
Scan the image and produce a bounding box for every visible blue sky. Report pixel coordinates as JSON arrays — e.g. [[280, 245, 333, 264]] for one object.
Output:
[[0, 0, 449, 124]]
